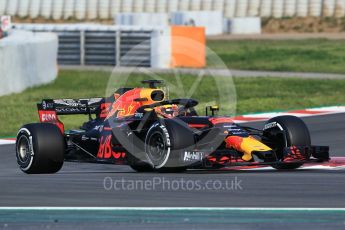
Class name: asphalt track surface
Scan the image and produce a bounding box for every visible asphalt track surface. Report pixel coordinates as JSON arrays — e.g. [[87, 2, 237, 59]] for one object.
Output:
[[1, 208, 345, 230], [1, 113, 345, 229]]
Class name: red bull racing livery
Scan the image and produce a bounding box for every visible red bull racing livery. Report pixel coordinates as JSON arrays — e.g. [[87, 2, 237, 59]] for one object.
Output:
[[15, 80, 329, 173]]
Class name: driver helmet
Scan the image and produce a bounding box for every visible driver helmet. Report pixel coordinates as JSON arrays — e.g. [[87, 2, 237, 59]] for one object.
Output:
[[155, 104, 179, 118]]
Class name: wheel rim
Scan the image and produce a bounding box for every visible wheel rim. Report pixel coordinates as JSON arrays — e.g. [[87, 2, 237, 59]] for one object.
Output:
[[147, 131, 166, 165], [17, 135, 31, 163]]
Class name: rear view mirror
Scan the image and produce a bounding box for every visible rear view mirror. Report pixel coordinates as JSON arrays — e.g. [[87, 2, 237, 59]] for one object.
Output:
[[206, 106, 219, 116]]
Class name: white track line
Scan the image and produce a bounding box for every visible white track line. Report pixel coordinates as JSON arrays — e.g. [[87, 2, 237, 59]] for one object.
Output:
[[0, 140, 15, 145], [234, 165, 345, 171], [232, 106, 345, 122], [0, 207, 344, 211]]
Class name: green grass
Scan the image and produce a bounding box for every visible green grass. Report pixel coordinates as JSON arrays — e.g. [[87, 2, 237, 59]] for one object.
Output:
[[207, 39, 345, 74], [1, 70, 345, 137]]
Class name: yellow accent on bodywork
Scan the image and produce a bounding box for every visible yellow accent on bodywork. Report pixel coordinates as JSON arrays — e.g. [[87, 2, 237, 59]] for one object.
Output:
[[240, 136, 272, 161], [139, 89, 165, 105]]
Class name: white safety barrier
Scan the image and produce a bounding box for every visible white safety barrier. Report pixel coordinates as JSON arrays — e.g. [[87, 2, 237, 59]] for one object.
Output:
[[284, 0, 297, 17], [248, 0, 260, 17], [0, 0, 7, 15], [323, 0, 336, 17], [99, 0, 110, 19], [171, 11, 223, 35], [115, 13, 169, 26], [167, 0, 179, 12], [213, 0, 225, 12], [335, 0, 345, 17], [296, 0, 309, 17], [224, 0, 236, 18], [122, 0, 133, 13], [272, 0, 284, 18], [145, 0, 156, 13], [235, 0, 248, 17], [260, 0, 272, 17], [6, 0, 18, 16], [309, 0, 322, 17], [133, 0, 144, 13], [29, 0, 40, 19], [87, 0, 98, 19], [0, 30, 58, 96], [75, 0, 87, 20], [110, 0, 121, 14], [157, 0, 167, 13], [191, 0, 202, 11], [18, 0, 29, 18], [52, 0, 64, 20], [227, 17, 261, 34], [150, 27, 171, 69], [40, 0, 52, 19], [4, 0, 345, 20], [63, 0, 74, 19], [201, 0, 213, 10], [179, 0, 190, 11]]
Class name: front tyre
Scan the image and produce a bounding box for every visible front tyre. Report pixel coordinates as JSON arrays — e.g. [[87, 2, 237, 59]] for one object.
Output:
[[145, 123, 171, 168], [16, 123, 65, 174], [263, 116, 311, 170], [143, 120, 194, 172]]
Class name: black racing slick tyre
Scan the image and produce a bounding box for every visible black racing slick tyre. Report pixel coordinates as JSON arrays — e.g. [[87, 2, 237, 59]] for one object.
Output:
[[263, 116, 311, 170], [16, 123, 65, 174], [143, 119, 195, 172]]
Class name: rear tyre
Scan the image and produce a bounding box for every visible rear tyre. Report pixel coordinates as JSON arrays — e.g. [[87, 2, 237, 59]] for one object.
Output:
[[263, 116, 311, 170], [16, 123, 65, 174]]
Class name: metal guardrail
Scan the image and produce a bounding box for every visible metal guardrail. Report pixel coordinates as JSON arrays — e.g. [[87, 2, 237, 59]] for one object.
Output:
[[20, 28, 152, 67], [84, 30, 116, 66], [61, 30, 152, 67], [120, 31, 151, 67], [57, 31, 81, 65]]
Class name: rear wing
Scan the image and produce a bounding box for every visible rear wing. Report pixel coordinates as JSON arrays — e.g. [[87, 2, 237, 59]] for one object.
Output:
[[37, 98, 104, 115], [37, 98, 104, 133]]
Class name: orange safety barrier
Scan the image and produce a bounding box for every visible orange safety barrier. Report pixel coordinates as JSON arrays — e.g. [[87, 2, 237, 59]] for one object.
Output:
[[170, 26, 206, 68]]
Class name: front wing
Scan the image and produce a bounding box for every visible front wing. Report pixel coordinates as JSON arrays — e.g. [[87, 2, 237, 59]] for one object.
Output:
[[200, 145, 330, 168]]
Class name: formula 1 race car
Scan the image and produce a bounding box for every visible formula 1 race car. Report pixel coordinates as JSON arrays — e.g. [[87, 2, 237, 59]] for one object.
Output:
[[15, 80, 330, 174]]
